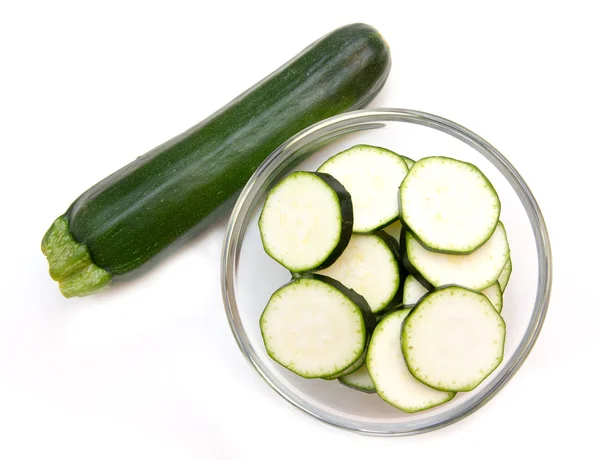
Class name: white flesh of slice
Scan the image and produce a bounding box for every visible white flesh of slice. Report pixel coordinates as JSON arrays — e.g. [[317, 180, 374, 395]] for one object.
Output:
[[260, 278, 365, 378], [259, 172, 343, 272], [481, 282, 503, 313], [400, 156, 500, 253], [403, 274, 429, 306], [339, 363, 375, 392], [318, 145, 408, 233], [402, 287, 506, 392], [367, 309, 454, 412], [317, 234, 400, 313], [406, 222, 510, 291]]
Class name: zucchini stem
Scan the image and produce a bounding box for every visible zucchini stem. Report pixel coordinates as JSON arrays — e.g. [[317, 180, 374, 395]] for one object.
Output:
[[41, 216, 112, 297]]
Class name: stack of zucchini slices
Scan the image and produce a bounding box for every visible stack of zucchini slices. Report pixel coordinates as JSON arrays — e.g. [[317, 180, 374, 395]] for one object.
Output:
[[258, 145, 511, 413]]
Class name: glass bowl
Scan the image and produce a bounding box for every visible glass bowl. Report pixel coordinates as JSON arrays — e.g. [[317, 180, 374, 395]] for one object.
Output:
[[220, 109, 552, 436]]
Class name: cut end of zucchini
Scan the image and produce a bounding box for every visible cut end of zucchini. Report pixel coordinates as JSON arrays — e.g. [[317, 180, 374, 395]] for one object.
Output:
[[41, 216, 112, 298]]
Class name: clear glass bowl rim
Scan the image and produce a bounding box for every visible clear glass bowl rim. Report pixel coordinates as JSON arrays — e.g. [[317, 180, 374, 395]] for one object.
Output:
[[220, 108, 552, 436]]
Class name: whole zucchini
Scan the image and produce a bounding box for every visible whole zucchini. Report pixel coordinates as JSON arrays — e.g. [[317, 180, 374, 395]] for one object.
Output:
[[42, 23, 392, 298]]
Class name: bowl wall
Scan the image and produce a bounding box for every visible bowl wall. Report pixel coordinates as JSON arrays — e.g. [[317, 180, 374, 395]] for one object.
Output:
[[221, 109, 552, 435]]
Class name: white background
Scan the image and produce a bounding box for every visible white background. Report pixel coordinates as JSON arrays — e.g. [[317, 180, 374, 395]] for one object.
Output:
[[1, 1, 599, 458]]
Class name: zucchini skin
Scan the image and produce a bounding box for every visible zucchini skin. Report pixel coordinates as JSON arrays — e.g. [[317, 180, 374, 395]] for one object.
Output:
[[44, 23, 392, 296], [308, 172, 354, 271], [374, 230, 405, 312]]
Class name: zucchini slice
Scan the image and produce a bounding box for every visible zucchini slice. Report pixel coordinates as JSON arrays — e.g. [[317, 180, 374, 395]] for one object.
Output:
[[481, 281, 503, 313], [367, 309, 455, 412], [404, 222, 510, 291], [316, 232, 402, 313], [402, 274, 430, 308], [498, 257, 512, 292], [259, 172, 352, 272], [399, 156, 501, 253], [260, 276, 368, 379], [339, 363, 376, 393], [318, 144, 409, 233], [402, 286, 506, 392]]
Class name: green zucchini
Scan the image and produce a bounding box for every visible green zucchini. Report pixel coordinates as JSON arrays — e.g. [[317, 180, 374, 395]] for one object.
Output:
[[41, 23, 392, 297]]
